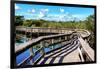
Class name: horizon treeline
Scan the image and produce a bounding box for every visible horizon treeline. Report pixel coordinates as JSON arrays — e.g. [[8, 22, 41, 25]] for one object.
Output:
[[15, 14, 95, 32]]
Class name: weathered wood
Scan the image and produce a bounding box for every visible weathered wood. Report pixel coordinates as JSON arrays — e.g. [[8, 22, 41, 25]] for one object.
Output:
[[58, 37, 61, 42], [40, 41, 45, 55], [15, 37, 43, 56], [51, 39, 54, 50], [16, 27, 90, 38], [29, 48, 34, 64], [16, 26, 71, 34], [78, 47, 84, 62], [16, 26, 95, 66], [78, 37, 94, 61], [65, 36, 67, 40], [15, 33, 73, 56], [75, 29, 90, 38]]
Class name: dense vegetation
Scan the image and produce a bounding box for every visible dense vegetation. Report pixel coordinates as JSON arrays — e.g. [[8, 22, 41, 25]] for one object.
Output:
[[15, 15, 94, 31]]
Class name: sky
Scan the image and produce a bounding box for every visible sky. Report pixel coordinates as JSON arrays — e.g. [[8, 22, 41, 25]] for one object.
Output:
[[15, 3, 94, 21]]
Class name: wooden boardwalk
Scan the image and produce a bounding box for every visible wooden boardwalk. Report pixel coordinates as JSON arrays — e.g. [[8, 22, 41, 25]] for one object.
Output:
[[78, 37, 94, 61], [16, 26, 90, 38], [16, 26, 72, 34], [37, 38, 80, 64], [15, 27, 95, 67]]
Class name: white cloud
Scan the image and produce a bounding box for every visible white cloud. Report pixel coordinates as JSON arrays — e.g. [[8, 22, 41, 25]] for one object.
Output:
[[15, 4, 20, 10], [37, 9, 49, 19], [40, 9, 49, 15], [60, 8, 64, 13], [28, 9, 35, 14], [48, 14, 60, 18], [72, 14, 86, 20], [27, 8, 49, 19], [32, 9, 35, 13], [23, 8, 86, 21], [44, 12, 82, 21], [38, 11, 45, 18], [73, 14, 84, 18], [28, 9, 31, 13], [41, 9, 49, 12], [44, 9, 49, 12]]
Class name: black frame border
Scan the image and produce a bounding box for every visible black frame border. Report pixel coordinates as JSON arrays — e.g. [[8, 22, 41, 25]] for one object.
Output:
[[10, 1, 97, 68]]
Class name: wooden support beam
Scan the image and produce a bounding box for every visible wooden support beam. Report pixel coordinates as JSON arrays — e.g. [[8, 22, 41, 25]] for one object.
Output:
[[59, 37, 61, 42], [78, 47, 84, 62], [40, 41, 45, 55], [25, 27, 27, 36], [51, 39, 54, 50], [67, 35, 69, 41], [29, 47, 34, 64], [78, 37, 94, 61], [37, 28, 39, 37], [65, 36, 67, 40], [30, 28, 32, 40]]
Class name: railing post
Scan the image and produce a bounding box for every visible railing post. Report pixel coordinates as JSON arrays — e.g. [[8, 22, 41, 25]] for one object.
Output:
[[51, 39, 54, 50], [50, 28, 51, 33], [29, 47, 34, 64], [59, 37, 61, 42], [30, 28, 32, 39], [40, 41, 45, 56], [78, 46, 84, 62], [67, 35, 70, 41], [25, 27, 27, 38], [78, 37, 94, 61], [59, 37, 63, 48], [65, 36, 67, 40], [61, 29, 62, 33], [37, 28, 39, 37]]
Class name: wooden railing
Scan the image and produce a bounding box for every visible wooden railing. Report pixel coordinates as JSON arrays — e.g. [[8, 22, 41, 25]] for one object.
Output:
[[78, 36, 94, 62], [15, 27, 95, 67], [16, 26, 90, 38], [16, 32, 77, 67], [16, 26, 73, 34]]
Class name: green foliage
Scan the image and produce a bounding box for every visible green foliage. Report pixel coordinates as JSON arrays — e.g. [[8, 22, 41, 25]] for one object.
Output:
[[23, 20, 33, 27], [85, 15, 95, 32], [15, 16, 24, 26], [84, 15, 95, 49], [15, 15, 95, 31]]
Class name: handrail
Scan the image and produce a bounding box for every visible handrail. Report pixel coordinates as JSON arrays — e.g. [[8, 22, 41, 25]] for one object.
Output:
[[16, 27, 93, 66], [16, 32, 77, 66], [16, 26, 91, 37], [15, 32, 75, 56], [16, 26, 74, 34], [16, 26, 72, 30], [75, 29, 91, 38], [78, 37, 94, 61]]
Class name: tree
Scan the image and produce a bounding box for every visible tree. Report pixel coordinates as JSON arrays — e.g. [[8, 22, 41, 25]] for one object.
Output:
[[85, 15, 95, 49], [23, 19, 33, 27], [32, 19, 44, 27], [15, 16, 24, 26], [85, 15, 95, 32]]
